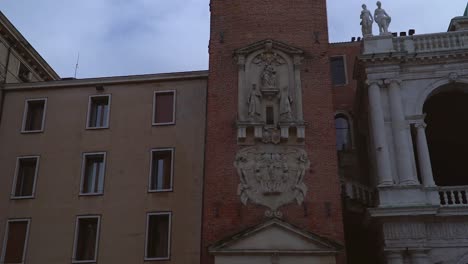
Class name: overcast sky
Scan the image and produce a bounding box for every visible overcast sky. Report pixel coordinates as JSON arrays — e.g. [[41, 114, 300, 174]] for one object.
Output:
[[1, 1, 467, 78]]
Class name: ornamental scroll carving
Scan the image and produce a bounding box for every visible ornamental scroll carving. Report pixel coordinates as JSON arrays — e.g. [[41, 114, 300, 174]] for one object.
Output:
[[234, 145, 310, 217]]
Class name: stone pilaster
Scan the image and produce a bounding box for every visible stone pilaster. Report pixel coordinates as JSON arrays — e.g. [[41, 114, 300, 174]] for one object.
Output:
[[368, 80, 393, 186], [386, 250, 404, 264], [386, 79, 418, 185], [410, 249, 430, 264]]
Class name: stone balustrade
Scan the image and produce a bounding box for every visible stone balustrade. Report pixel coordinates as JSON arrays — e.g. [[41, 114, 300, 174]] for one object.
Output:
[[363, 31, 468, 55], [341, 179, 375, 206], [439, 186, 468, 207]]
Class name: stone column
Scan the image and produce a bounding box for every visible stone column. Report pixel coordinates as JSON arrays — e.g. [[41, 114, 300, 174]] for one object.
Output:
[[414, 122, 436, 187], [386, 251, 404, 264], [368, 80, 393, 186], [411, 250, 430, 264], [386, 79, 418, 185]]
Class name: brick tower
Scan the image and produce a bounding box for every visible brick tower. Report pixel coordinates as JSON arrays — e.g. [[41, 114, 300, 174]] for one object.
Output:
[[202, 1, 345, 263]]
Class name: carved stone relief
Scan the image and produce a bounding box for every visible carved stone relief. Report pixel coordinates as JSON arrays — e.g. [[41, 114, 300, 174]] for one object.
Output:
[[234, 145, 310, 217], [235, 39, 305, 142]]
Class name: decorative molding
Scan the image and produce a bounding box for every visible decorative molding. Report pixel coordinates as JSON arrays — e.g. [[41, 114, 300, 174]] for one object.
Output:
[[234, 145, 310, 216]]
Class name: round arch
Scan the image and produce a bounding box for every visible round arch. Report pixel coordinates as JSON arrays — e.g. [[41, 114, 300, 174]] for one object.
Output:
[[414, 78, 468, 115]]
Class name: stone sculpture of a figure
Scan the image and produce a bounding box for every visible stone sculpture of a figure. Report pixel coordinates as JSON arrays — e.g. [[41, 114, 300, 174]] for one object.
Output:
[[261, 65, 277, 90], [374, 1, 391, 35], [360, 4, 373, 37], [279, 86, 293, 121], [247, 84, 262, 121]]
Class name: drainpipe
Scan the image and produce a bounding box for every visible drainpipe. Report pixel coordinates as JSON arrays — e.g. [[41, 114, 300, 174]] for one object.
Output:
[[0, 44, 12, 124]]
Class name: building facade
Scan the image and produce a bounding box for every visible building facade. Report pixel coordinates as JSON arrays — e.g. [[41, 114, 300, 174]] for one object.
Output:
[[1, 1, 468, 264]]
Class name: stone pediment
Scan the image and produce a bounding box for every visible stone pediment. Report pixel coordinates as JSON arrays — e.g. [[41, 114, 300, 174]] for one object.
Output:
[[209, 218, 342, 255], [235, 39, 304, 56]]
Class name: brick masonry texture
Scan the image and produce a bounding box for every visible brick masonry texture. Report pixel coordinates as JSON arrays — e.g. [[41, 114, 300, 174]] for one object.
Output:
[[202, 0, 347, 263]]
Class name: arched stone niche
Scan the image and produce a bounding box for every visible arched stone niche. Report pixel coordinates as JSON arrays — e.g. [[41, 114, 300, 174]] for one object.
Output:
[[235, 39, 305, 143]]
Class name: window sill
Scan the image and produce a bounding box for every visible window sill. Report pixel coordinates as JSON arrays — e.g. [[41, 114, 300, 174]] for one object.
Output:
[[144, 257, 170, 261], [79, 192, 104, 197], [11, 195, 35, 200], [148, 189, 173, 193], [85, 126, 109, 130], [152, 122, 176, 126], [21, 129, 44, 134]]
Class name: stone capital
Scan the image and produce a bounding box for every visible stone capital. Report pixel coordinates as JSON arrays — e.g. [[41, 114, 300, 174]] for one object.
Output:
[[366, 79, 383, 87], [384, 78, 401, 86], [414, 122, 427, 129]]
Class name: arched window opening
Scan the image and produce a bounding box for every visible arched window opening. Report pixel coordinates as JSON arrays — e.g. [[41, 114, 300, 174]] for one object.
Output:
[[335, 114, 352, 151], [424, 88, 468, 186]]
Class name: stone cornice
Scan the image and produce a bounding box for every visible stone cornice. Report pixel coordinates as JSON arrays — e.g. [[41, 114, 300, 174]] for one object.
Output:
[[0, 11, 60, 81], [4, 70, 208, 91]]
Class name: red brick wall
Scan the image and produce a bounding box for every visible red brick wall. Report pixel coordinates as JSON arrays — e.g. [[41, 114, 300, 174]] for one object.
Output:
[[329, 42, 361, 113], [203, 1, 345, 263]]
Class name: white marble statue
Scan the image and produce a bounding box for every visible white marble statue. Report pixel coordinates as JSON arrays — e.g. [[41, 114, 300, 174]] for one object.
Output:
[[374, 1, 391, 35], [247, 84, 262, 121], [360, 4, 373, 37], [279, 86, 293, 121]]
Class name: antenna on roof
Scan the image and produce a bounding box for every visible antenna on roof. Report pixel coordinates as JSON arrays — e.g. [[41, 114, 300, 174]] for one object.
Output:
[[74, 52, 80, 78]]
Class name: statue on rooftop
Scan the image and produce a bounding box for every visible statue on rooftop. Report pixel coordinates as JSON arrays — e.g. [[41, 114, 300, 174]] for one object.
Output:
[[360, 4, 374, 37], [374, 1, 391, 35]]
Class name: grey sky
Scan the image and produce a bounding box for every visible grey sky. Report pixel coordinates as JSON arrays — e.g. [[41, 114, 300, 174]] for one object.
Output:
[[1, 1, 467, 78]]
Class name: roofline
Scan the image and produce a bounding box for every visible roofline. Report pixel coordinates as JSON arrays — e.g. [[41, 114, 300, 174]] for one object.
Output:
[[0, 11, 60, 80], [4, 70, 208, 91]]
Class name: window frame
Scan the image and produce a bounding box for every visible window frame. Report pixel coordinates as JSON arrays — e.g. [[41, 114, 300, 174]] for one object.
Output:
[[72, 215, 101, 264], [330, 55, 348, 86], [85, 94, 112, 130], [148, 148, 174, 193], [152, 90, 176, 126], [144, 212, 172, 261], [1, 218, 31, 264], [79, 152, 107, 196], [21, 98, 47, 133], [11, 156, 40, 199]]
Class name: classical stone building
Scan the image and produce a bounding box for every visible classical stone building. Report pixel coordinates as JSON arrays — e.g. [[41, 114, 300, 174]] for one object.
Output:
[[2, 1, 468, 264]]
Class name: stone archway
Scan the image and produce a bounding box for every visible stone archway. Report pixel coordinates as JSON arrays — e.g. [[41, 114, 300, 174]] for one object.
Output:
[[423, 83, 468, 186]]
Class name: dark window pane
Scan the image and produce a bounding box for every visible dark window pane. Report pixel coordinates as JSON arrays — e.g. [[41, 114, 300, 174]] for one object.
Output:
[[82, 154, 105, 194], [335, 116, 351, 151], [150, 151, 172, 191], [266, 106, 274, 125], [88, 96, 109, 128], [154, 92, 174, 124], [14, 158, 37, 197], [4, 221, 28, 263], [147, 214, 170, 259], [330, 57, 346, 86], [24, 100, 45, 131], [75, 218, 98, 261]]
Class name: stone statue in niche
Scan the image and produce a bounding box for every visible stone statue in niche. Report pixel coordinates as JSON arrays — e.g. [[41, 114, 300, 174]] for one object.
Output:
[[235, 145, 310, 217], [261, 65, 277, 90], [374, 1, 391, 35], [360, 4, 373, 37], [247, 84, 262, 121], [279, 86, 293, 122]]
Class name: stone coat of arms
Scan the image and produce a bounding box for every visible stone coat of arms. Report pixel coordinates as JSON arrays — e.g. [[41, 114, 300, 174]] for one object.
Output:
[[234, 145, 310, 217]]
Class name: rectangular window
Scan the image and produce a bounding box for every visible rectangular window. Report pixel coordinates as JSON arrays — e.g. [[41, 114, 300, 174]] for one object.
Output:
[[149, 149, 173, 192], [330, 56, 347, 86], [80, 153, 106, 195], [72, 216, 100, 263], [12, 156, 39, 199], [1, 219, 30, 264], [86, 95, 111, 129], [145, 212, 171, 260], [22, 98, 47, 133], [153, 91, 175, 125]]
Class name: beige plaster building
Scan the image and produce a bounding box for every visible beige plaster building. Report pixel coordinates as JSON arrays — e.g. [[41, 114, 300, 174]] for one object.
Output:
[[0, 13, 208, 262]]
